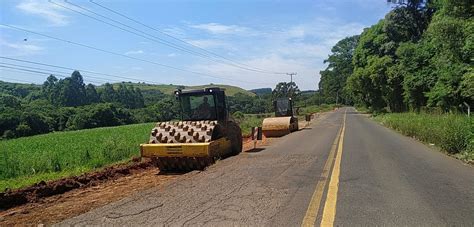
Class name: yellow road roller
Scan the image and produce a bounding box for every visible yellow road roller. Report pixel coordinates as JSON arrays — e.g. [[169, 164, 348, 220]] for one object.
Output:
[[140, 87, 242, 172], [262, 97, 299, 137]]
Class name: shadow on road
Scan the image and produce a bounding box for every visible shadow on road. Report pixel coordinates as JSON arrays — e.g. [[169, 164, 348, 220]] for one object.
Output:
[[346, 111, 364, 115], [245, 148, 266, 153], [157, 171, 188, 176]]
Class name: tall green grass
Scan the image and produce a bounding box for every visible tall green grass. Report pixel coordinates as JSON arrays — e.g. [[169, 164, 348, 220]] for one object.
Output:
[[238, 114, 266, 136], [0, 123, 153, 190], [300, 104, 336, 115], [374, 113, 473, 161]]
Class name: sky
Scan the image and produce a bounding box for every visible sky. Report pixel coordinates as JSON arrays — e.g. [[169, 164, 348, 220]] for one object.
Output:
[[0, 0, 392, 90]]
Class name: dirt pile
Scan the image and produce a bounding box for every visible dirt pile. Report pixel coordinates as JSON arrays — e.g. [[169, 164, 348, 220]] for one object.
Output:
[[0, 159, 153, 210]]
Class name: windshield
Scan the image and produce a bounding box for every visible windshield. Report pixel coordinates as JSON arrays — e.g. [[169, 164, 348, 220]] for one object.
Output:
[[275, 99, 290, 117], [180, 94, 216, 121]]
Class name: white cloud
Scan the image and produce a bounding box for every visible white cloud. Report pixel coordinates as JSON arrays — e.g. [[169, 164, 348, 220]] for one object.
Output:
[[190, 54, 321, 90], [124, 50, 145, 55], [186, 39, 233, 49], [162, 27, 187, 38], [186, 18, 367, 90], [16, 0, 69, 26], [191, 23, 250, 35], [0, 38, 44, 56]]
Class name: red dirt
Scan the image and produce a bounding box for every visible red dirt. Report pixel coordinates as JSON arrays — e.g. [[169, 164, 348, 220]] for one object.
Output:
[[0, 167, 177, 225], [0, 159, 152, 211]]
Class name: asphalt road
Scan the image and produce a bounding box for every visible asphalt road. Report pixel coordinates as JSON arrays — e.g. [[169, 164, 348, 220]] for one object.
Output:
[[60, 107, 474, 226]]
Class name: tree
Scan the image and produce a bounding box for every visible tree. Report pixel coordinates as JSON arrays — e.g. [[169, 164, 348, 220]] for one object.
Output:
[[272, 82, 300, 99], [100, 83, 117, 103], [42, 75, 59, 104], [85, 84, 100, 104], [319, 35, 359, 104], [460, 71, 474, 104], [344, 0, 471, 112], [52, 71, 87, 107]]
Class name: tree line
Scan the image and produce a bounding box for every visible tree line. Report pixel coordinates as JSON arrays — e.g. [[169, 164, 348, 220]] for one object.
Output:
[[319, 0, 472, 112], [0, 71, 148, 139], [42, 71, 145, 108], [1, 71, 315, 140]]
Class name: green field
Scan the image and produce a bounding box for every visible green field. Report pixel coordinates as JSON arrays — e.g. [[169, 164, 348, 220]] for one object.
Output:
[[0, 123, 153, 190], [374, 113, 473, 162], [0, 116, 265, 190]]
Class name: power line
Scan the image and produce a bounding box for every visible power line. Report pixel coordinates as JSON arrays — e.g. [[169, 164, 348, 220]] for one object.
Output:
[[1, 24, 267, 85], [0, 65, 104, 84], [286, 72, 297, 83], [89, 0, 287, 75], [0, 62, 118, 83], [1, 56, 157, 84], [52, 1, 219, 63], [54, 0, 283, 75], [0, 74, 36, 84], [58, 0, 282, 74]]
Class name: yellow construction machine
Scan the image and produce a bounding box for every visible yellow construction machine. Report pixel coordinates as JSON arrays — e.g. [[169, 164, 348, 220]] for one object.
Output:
[[140, 87, 242, 172], [262, 97, 299, 137]]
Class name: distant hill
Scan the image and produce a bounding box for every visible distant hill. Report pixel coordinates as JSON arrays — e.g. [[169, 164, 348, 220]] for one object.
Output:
[[249, 88, 272, 95], [300, 90, 317, 95], [0, 80, 256, 98], [109, 82, 256, 97], [0, 80, 41, 98]]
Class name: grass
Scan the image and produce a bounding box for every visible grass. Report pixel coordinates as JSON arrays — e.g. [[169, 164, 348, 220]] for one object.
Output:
[[299, 104, 337, 115], [238, 114, 268, 136], [0, 123, 153, 190], [374, 113, 473, 162]]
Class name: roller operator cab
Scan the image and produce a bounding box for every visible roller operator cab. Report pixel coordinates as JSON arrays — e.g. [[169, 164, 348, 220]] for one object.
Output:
[[140, 87, 242, 172], [175, 87, 229, 122]]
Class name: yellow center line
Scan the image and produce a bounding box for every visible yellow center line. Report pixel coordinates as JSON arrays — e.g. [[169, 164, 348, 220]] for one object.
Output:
[[321, 109, 347, 226], [301, 110, 346, 227]]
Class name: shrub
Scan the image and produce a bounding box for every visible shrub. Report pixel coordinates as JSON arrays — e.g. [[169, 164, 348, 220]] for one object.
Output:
[[375, 113, 473, 157]]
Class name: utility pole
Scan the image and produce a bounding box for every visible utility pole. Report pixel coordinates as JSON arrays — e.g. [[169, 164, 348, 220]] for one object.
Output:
[[286, 72, 297, 83], [464, 102, 470, 117], [285, 72, 297, 99]]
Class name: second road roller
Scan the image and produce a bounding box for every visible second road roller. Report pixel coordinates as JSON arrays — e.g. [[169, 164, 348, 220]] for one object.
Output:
[[262, 97, 299, 137], [140, 87, 242, 172]]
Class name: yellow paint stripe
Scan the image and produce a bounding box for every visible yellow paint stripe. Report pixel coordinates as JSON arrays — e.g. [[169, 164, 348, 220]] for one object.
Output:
[[301, 112, 345, 227], [320, 109, 347, 226]]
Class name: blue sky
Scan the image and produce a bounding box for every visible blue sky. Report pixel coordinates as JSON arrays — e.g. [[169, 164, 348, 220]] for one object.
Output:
[[0, 0, 391, 90]]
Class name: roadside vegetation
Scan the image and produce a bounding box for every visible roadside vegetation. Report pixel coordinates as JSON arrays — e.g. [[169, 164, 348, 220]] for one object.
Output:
[[316, 0, 472, 162], [0, 123, 153, 190], [234, 113, 268, 136], [374, 113, 473, 162], [300, 104, 337, 115], [0, 102, 335, 190], [319, 1, 472, 113]]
